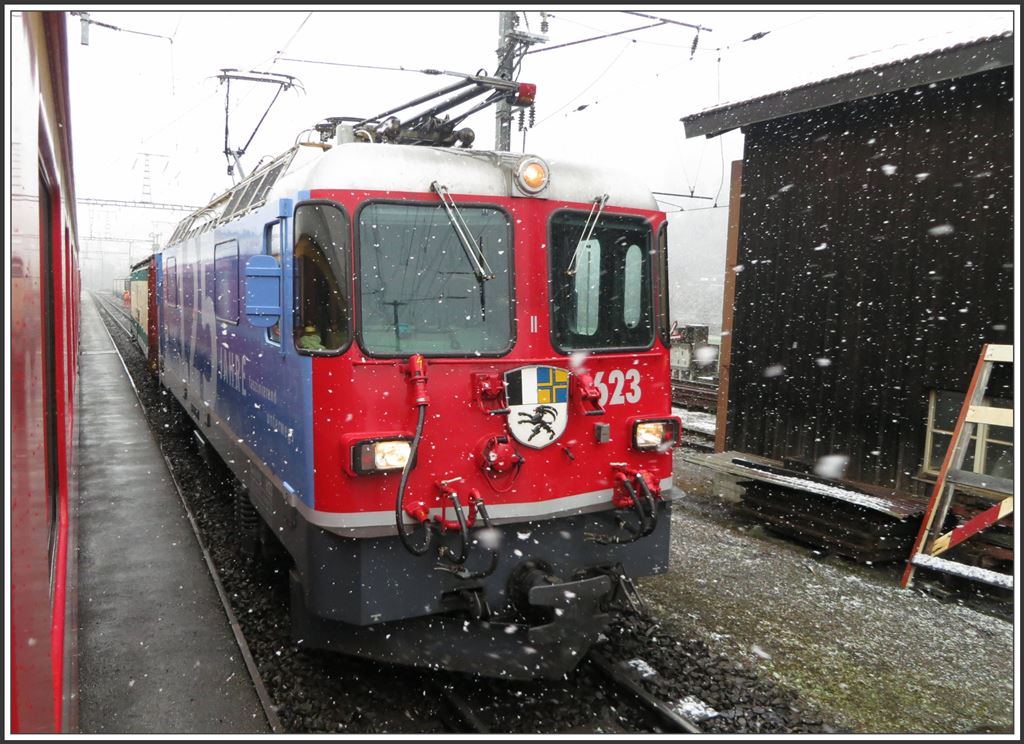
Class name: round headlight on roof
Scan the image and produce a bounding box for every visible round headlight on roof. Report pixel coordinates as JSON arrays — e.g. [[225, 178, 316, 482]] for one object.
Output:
[[514, 156, 550, 196]]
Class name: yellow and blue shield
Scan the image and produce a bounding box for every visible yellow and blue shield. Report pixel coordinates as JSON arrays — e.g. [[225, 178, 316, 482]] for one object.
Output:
[[504, 365, 570, 449]]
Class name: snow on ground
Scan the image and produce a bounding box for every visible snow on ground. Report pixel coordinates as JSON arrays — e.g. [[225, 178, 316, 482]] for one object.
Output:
[[673, 407, 718, 437], [639, 483, 1014, 733]]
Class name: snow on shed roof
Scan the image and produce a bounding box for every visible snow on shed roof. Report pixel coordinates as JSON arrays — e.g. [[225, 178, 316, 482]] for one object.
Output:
[[682, 27, 1014, 139]]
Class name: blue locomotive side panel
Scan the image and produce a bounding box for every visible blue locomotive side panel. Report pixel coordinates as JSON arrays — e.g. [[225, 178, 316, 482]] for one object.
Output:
[[157, 196, 315, 507]]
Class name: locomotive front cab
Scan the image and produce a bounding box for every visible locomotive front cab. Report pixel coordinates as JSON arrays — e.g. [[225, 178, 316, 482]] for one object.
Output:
[[225, 145, 678, 680]]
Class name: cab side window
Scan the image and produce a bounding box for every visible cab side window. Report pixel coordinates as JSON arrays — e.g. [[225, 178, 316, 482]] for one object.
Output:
[[164, 256, 178, 305], [214, 240, 240, 323], [265, 222, 282, 343], [293, 203, 349, 354]]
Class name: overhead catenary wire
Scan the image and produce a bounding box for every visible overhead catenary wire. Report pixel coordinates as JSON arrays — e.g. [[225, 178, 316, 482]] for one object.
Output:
[[71, 12, 174, 44], [621, 10, 711, 32], [548, 12, 714, 51], [525, 21, 668, 55], [532, 42, 632, 127], [274, 12, 313, 65], [277, 56, 465, 77]]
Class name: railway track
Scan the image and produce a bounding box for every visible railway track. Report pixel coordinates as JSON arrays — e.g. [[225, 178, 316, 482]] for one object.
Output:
[[92, 297, 833, 735], [93, 291, 134, 337], [671, 379, 718, 412], [588, 652, 701, 733]]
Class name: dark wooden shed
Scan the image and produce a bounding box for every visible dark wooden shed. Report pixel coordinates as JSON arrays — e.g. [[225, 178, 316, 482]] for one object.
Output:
[[679, 32, 1015, 561]]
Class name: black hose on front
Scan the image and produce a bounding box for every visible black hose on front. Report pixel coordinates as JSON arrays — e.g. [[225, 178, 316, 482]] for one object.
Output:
[[588, 478, 649, 546], [635, 475, 659, 537], [443, 494, 471, 566], [396, 403, 433, 556], [440, 497, 500, 580]]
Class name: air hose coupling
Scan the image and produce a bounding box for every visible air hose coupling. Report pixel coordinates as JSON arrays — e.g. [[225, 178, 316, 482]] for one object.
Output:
[[405, 353, 429, 406]]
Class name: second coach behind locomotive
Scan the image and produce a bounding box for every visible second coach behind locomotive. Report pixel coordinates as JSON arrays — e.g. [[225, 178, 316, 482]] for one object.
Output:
[[155, 116, 679, 679]]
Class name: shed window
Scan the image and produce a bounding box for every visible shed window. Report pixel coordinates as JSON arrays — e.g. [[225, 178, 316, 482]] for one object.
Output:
[[923, 390, 1013, 480]]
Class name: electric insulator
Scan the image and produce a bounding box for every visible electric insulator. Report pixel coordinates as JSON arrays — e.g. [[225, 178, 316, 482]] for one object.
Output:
[[541, 18, 549, 33], [528, 104, 535, 128], [518, 108, 525, 132]]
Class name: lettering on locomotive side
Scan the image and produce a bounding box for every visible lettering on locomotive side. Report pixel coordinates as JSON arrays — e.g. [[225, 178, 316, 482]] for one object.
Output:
[[266, 411, 294, 444], [218, 349, 249, 396], [247, 376, 278, 405]]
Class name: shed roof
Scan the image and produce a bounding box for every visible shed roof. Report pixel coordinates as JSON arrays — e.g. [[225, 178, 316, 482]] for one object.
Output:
[[682, 30, 1014, 139]]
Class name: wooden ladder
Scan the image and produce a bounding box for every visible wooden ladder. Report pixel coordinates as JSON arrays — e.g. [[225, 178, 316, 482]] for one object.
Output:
[[901, 344, 1014, 590]]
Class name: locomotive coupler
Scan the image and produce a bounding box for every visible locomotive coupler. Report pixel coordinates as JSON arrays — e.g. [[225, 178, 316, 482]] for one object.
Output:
[[580, 564, 648, 616], [508, 561, 613, 645]]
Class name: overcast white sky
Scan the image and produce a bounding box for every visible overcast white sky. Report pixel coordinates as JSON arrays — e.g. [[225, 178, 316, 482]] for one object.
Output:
[[64, 6, 1014, 199], [49, 5, 1016, 287]]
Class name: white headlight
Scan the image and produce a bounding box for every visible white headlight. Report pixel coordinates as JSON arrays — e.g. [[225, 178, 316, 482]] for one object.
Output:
[[354, 439, 412, 473], [374, 440, 411, 470], [635, 422, 668, 448], [632, 419, 679, 451]]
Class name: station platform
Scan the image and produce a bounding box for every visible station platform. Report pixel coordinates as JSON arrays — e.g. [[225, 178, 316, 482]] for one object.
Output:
[[76, 295, 268, 734]]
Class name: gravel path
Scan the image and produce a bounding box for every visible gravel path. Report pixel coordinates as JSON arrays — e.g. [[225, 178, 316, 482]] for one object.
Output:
[[640, 457, 1015, 734]]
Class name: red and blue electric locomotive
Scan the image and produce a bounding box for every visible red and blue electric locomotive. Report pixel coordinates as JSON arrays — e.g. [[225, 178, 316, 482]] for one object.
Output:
[[150, 78, 679, 679]]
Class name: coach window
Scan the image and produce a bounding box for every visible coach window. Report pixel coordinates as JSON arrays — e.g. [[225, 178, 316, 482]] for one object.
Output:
[[265, 221, 282, 343], [214, 240, 240, 323], [165, 256, 178, 305], [293, 203, 349, 353]]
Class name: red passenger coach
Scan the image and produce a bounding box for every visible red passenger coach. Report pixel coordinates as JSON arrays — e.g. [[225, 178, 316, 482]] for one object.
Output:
[[9, 10, 81, 734]]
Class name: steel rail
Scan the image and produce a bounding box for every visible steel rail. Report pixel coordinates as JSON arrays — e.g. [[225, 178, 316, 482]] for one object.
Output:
[[92, 291, 134, 339], [588, 652, 701, 734], [671, 380, 718, 412]]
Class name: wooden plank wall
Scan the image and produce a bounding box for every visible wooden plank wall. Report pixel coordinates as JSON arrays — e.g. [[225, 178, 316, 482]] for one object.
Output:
[[726, 66, 1014, 495]]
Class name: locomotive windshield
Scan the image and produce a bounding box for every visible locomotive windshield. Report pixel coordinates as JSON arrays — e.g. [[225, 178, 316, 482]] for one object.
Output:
[[357, 203, 513, 355], [549, 211, 654, 351]]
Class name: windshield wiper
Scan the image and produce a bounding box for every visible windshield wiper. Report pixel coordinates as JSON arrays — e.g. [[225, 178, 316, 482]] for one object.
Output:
[[566, 194, 609, 276], [431, 181, 494, 282]]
